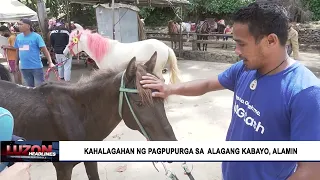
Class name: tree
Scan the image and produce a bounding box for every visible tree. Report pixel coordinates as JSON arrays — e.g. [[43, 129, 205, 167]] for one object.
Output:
[[255, 0, 313, 22]]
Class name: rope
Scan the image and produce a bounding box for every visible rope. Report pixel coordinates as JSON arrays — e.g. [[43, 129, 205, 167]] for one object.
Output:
[[44, 59, 68, 81]]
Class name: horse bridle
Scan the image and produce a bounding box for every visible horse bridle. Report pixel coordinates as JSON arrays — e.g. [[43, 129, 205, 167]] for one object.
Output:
[[68, 31, 82, 58], [118, 70, 150, 140], [118, 71, 195, 180]]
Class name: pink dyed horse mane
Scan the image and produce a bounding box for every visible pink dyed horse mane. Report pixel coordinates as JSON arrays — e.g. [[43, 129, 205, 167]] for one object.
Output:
[[70, 29, 109, 62]]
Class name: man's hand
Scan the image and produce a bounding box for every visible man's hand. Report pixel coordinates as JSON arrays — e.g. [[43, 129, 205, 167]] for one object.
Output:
[[0, 162, 31, 180], [140, 73, 171, 99], [48, 62, 55, 68]]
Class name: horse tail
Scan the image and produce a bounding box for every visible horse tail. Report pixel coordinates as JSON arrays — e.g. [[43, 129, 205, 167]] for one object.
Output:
[[167, 48, 181, 84], [0, 64, 11, 82]]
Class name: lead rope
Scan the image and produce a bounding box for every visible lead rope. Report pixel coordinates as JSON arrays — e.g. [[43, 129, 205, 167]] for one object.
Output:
[[118, 71, 194, 180]]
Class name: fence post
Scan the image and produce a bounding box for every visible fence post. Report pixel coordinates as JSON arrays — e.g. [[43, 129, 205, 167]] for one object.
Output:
[[192, 33, 197, 50]]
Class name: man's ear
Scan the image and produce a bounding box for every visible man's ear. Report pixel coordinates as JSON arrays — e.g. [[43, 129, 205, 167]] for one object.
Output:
[[125, 57, 137, 81], [144, 51, 157, 73], [266, 33, 278, 47]]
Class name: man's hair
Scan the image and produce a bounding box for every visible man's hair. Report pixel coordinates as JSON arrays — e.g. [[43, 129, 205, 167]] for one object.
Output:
[[232, 2, 289, 46]]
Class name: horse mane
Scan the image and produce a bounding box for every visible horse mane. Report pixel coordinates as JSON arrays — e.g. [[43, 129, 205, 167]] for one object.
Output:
[[74, 68, 117, 89], [71, 29, 109, 62], [73, 63, 158, 106], [135, 64, 154, 106]]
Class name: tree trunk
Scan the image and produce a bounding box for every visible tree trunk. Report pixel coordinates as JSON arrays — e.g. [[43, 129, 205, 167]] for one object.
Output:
[[36, 0, 49, 45]]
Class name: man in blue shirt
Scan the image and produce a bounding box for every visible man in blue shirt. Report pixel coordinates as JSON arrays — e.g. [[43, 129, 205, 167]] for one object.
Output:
[[140, 2, 320, 180], [14, 18, 54, 87]]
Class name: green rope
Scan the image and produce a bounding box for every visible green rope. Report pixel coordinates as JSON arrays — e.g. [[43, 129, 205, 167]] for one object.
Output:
[[118, 71, 150, 141]]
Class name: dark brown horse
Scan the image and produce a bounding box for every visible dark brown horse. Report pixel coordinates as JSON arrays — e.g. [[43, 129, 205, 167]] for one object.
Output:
[[168, 20, 180, 49], [0, 51, 177, 180], [196, 19, 215, 51]]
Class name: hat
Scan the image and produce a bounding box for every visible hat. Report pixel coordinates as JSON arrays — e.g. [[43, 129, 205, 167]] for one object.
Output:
[[20, 18, 34, 31]]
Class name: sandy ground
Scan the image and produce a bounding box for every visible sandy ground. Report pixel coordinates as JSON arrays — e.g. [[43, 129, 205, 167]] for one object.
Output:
[[2, 50, 319, 180]]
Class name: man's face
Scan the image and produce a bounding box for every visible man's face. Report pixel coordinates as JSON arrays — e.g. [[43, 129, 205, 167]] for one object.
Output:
[[233, 23, 266, 70], [18, 21, 29, 32]]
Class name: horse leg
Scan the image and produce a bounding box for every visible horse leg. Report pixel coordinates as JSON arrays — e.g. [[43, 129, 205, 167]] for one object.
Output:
[[84, 162, 100, 180], [202, 36, 205, 51], [197, 35, 201, 50], [53, 162, 76, 180], [204, 36, 208, 51]]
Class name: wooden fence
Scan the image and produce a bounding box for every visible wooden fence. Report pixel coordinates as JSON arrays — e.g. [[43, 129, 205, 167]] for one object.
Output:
[[145, 31, 235, 51]]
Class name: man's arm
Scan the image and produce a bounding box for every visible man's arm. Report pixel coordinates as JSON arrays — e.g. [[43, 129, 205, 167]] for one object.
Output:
[[169, 77, 225, 96], [287, 86, 320, 180], [37, 35, 53, 64], [13, 37, 19, 66], [145, 61, 244, 97], [41, 46, 53, 64], [15, 50, 19, 66]]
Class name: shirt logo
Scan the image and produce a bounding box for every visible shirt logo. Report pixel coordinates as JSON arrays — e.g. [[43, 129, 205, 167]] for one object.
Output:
[[234, 95, 265, 134], [19, 45, 30, 51]]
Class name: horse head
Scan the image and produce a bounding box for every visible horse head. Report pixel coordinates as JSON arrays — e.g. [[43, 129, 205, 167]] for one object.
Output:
[[119, 51, 177, 141], [63, 29, 84, 57], [168, 20, 179, 34], [63, 29, 109, 63]]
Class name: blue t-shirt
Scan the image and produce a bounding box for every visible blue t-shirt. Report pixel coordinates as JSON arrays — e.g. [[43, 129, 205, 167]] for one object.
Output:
[[218, 60, 320, 180], [14, 32, 45, 69], [0, 107, 14, 172]]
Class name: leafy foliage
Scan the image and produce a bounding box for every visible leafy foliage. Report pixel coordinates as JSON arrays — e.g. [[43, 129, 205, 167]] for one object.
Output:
[[139, 7, 176, 26], [19, 0, 320, 28], [305, 0, 320, 20], [139, 0, 255, 26]]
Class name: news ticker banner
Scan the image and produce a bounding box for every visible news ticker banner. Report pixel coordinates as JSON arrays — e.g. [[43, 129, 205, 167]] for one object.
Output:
[[1, 141, 320, 162]]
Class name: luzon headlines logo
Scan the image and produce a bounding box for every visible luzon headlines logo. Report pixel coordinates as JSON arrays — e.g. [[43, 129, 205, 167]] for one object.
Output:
[[234, 103, 265, 134], [6, 144, 56, 157]]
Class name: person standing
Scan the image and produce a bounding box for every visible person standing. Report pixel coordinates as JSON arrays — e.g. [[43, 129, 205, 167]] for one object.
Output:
[[286, 19, 300, 60], [50, 22, 72, 82], [14, 18, 54, 87], [1, 26, 22, 84], [140, 2, 320, 180]]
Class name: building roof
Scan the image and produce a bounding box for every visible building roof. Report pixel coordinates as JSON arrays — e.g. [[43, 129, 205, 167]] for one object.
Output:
[[70, 0, 190, 7]]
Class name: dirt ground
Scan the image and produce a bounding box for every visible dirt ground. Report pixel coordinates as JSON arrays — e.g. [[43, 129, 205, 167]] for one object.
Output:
[[2, 50, 319, 180]]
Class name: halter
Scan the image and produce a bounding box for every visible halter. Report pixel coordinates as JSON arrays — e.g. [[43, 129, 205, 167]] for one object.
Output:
[[118, 71, 194, 180], [118, 70, 149, 140], [68, 31, 82, 63]]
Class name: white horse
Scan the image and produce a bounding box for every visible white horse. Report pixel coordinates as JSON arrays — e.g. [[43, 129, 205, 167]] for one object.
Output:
[[172, 22, 192, 41], [181, 22, 191, 41], [63, 29, 181, 83]]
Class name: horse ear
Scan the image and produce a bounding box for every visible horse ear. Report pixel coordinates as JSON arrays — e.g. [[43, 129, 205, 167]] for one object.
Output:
[[125, 57, 137, 81], [144, 51, 157, 73]]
